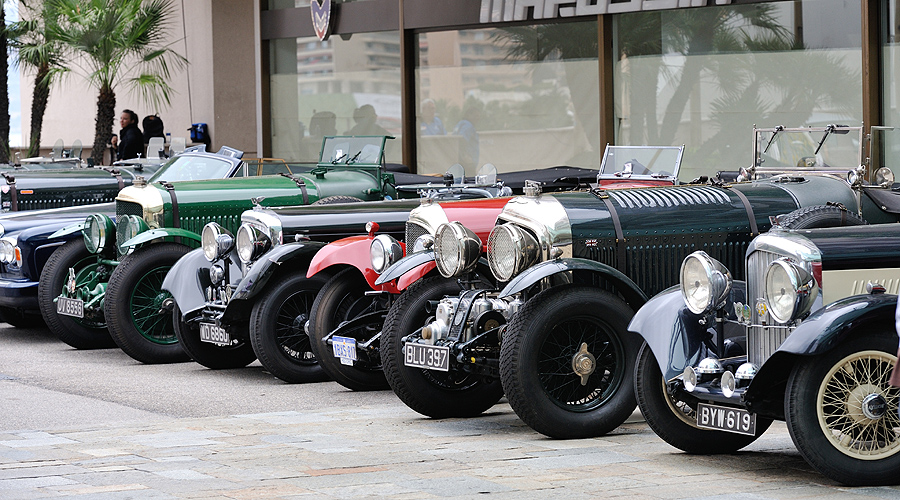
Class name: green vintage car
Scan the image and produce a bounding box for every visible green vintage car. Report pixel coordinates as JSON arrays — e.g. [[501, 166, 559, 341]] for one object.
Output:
[[40, 136, 406, 362]]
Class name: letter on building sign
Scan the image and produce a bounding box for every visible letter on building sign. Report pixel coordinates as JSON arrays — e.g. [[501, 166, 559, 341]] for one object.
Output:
[[481, 0, 731, 22]]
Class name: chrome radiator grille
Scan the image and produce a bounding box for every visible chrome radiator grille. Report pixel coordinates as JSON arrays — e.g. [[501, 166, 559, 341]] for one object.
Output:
[[747, 248, 792, 365], [116, 200, 143, 221], [405, 221, 428, 246]]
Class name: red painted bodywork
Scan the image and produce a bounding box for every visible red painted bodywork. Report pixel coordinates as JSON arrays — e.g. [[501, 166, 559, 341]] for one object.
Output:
[[307, 197, 509, 291]]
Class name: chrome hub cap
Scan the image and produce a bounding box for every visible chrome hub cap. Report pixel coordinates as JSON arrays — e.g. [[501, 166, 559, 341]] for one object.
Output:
[[571, 342, 596, 386]]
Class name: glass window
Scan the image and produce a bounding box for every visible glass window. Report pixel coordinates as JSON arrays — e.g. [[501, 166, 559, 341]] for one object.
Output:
[[881, 0, 900, 179], [269, 32, 402, 164], [415, 22, 600, 176], [614, 0, 862, 181], [266, 0, 371, 9]]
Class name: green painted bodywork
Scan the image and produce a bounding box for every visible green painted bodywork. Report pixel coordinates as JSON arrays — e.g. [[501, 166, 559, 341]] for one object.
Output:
[[122, 228, 203, 247]]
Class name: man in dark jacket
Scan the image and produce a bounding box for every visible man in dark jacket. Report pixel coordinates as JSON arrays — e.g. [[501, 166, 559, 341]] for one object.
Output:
[[110, 109, 143, 161]]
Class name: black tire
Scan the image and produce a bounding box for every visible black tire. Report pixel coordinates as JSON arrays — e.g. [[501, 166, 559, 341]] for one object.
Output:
[[308, 268, 390, 391], [785, 330, 900, 486], [311, 196, 364, 205], [778, 205, 866, 229], [105, 243, 191, 364], [500, 286, 641, 439], [635, 343, 772, 453], [382, 276, 503, 418], [0, 306, 45, 329], [172, 303, 256, 369], [38, 239, 116, 349], [249, 272, 331, 383]]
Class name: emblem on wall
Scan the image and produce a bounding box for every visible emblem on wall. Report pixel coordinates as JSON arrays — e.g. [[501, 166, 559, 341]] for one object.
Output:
[[310, 0, 334, 41]]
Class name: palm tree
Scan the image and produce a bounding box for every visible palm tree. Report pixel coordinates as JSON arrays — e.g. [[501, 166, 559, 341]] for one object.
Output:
[[46, 0, 186, 165], [8, 1, 69, 158]]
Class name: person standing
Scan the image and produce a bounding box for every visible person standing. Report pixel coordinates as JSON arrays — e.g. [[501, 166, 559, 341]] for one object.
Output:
[[110, 109, 143, 161]]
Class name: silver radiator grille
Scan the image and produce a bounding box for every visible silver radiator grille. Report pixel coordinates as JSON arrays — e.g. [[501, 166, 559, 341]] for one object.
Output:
[[405, 221, 428, 246], [747, 248, 793, 365]]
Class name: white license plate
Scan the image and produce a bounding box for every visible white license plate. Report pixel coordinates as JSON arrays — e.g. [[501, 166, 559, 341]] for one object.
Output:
[[332, 336, 357, 366], [404, 343, 450, 372], [56, 297, 84, 318], [199, 322, 230, 345], [697, 403, 757, 436]]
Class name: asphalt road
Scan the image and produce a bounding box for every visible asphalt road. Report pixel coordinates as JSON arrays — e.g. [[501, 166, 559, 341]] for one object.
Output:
[[2, 323, 900, 499]]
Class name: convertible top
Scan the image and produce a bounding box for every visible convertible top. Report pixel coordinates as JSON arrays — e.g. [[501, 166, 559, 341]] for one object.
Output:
[[392, 166, 596, 195]]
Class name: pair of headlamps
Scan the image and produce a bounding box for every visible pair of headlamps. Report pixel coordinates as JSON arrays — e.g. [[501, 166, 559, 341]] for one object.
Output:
[[680, 251, 817, 324]]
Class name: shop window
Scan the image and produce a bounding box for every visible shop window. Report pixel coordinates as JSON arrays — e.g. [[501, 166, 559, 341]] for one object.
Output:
[[269, 32, 402, 164], [415, 23, 600, 176], [614, 0, 862, 181], [881, 0, 900, 179]]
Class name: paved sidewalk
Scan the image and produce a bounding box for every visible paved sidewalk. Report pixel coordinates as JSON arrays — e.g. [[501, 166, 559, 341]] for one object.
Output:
[[2, 327, 900, 499]]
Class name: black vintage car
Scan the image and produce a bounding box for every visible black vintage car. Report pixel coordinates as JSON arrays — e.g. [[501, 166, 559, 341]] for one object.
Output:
[[376, 125, 900, 439], [0, 160, 164, 212], [628, 224, 900, 486]]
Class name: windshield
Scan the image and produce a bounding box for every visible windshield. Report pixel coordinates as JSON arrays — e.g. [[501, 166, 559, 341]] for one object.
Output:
[[147, 155, 236, 183], [598, 146, 683, 178], [755, 126, 861, 172], [319, 136, 387, 166]]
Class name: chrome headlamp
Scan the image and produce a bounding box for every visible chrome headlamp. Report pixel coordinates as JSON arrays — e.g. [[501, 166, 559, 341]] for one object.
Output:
[[411, 234, 434, 253], [236, 223, 271, 264], [202, 223, 235, 262], [116, 214, 149, 255], [0, 236, 17, 265], [764, 258, 818, 323], [487, 223, 540, 282], [370, 234, 402, 274], [433, 222, 481, 278], [875, 167, 895, 188], [83, 214, 115, 254], [680, 251, 733, 315]]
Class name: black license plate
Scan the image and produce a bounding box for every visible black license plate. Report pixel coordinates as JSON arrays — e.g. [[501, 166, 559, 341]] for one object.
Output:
[[199, 322, 230, 345], [697, 403, 757, 436], [404, 343, 450, 372], [56, 297, 84, 318]]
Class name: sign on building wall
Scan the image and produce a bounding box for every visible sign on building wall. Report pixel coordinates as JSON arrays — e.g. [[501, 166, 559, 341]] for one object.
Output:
[[480, 0, 733, 22], [311, 0, 335, 41]]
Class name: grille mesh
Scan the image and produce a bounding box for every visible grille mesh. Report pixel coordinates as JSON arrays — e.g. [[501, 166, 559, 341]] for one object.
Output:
[[747, 249, 791, 365], [405, 221, 428, 246], [116, 200, 143, 221], [487, 226, 516, 281]]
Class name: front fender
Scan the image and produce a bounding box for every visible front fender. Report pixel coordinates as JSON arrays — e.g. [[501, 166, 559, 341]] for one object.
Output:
[[374, 249, 434, 285], [628, 282, 747, 381], [229, 241, 327, 303], [162, 248, 241, 318], [306, 235, 402, 293], [49, 222, 85, 239], [776, 292, 899, 356], [498, 258, 648, 311], [397, 261, 437, 290], [123, 228, 201, 248], [745, 292, 898, 407]]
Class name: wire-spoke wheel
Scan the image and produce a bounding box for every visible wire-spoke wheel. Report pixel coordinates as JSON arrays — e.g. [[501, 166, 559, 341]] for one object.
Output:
[[106, 243, 191, 364], [250, 272, 330, 383], [501, 286, 640, 438], [308, 268, 390, 391], [786, 330, 900, 486], [635, 343, 772, 453]]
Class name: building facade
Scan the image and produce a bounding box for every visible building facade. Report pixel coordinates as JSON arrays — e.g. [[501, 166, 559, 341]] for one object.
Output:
[[263, 0, 898, 181]]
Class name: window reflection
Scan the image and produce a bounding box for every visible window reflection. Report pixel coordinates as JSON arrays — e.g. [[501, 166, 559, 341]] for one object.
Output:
[[415, 23, 600, 176], [615, 0, 862, 181], [269, 33, 402, 164]]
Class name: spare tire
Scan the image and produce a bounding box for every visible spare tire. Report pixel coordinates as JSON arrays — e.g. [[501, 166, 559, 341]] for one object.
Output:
[[777, 204, 867, 229]]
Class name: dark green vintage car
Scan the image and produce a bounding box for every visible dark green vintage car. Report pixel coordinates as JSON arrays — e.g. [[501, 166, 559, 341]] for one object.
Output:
[[40, 136, 406, 362], [0, 162, 165, 212], [377, 125, 900, 439], [629, 224, 900, 486]]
